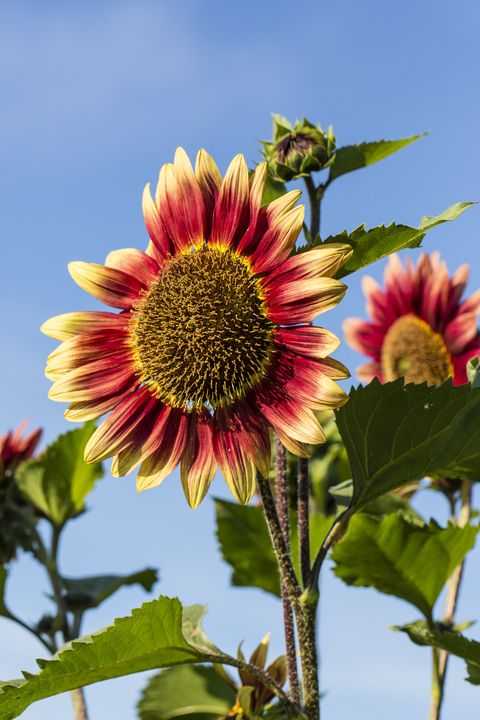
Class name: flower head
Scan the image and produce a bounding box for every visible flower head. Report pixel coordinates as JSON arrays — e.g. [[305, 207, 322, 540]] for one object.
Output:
[[344, 252, 480, 386], [0, 422, 42, 476], [262, 115, 335, 183], [42, 148, 351, 507], [0, 423, 42, 564]]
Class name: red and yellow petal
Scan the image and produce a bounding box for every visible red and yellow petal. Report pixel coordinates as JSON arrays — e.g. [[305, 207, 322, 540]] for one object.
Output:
[[257, 389, 325, 448], [236, 163, 267, 256], [249, 202, 304, 275], [275, 326, 340, 359], [157, 148, 206, 252], [195, 149, 222, 238], [112, 403, 172, 477], [137, 409, 189, 491], [105, 248, 159, 286], [180, 413, 217, 508], [210, 154, 250, 249], [46, 329, 131, 381], [84, 387, 157, 464], [266, 276, 347, 325], [265, 244, 353, 287], [68, 262, 144, 309], [48, 356, 136, 403], [142, 183, 173, 261], [41, 311, 129, 341]]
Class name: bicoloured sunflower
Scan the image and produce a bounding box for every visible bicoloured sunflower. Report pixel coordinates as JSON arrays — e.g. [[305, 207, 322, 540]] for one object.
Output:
[[0, 423, 42, 476], [42, 149, 351, 507], [344, 252, 480, 386]]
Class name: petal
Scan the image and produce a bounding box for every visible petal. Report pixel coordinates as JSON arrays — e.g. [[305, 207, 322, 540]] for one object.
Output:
[[257, 387, 325, 447], [180, 413, 217, 508], [275, 326, 340, 359], [444, 313, 480, 354], [48, 357, 136, 403], [210, 154, 250, 248], [137, 409, 189, 491], [195, 149, 222, 238], [157, 148, 205, 252], [46, 329, 131, 380], [105, 248, 159, 286], [250, 204, 304, 275], [270, 353, 348, 412], [41, 311, 129, 341], [65, 383, 136, 421], [265, 244, 353, 287], [213, 407, 264, 504], [343, 317, 384, 359], [142, 182, 173, 261], [84, 386, 156, 463], [266, 277, 347, 325], [68, 262, 144, 309], [236, 163, 267, 256], [112, 403, 172, 477]]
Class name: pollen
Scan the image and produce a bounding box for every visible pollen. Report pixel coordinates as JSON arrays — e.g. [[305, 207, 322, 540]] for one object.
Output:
[[381, 314, 453, 386], [130, 246, 275, 411]]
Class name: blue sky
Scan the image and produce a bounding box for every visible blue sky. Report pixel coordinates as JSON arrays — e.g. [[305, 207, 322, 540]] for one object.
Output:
[[1, 0, 479, 718]]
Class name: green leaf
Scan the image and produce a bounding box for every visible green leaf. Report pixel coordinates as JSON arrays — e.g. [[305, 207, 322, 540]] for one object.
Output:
[[15, 423, 103, 527], [328, 133, 426, 182], [62, 568, 158, 611], [137, 665, 235, 720], [396, 621, 480, 684], [332, 513, 478, 617], [215, 499, 333, 597], [215, 500, 280, 597], [335, 379, 480, 510], [262, 174, 288, 206], [323, 202, 475, 277], [0, 597, 216, 720]]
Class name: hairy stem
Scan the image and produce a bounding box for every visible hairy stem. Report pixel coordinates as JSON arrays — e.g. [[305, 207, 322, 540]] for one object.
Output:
[[297, 458, 311, 587], [309, 509, 352, 592], [297, 598, 320, 720], [429, 479, 473, 720], [274, 437, 300, 705], [257, 475, 302, 608]]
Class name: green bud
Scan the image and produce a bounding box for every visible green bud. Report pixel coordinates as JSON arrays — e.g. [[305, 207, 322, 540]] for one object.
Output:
[[262, 115, 336, 182]]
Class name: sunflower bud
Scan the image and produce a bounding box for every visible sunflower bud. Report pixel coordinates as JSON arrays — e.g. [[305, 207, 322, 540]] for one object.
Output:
[[262, 115, 335, 182]]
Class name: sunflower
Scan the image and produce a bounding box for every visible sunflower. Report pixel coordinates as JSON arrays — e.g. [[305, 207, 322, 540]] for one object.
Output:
[[0, 422, 42, 476], [344, 252, 480, 386], [42, 149, 351, 507]]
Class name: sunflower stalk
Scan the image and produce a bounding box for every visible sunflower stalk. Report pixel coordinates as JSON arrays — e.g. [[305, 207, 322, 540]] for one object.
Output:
[[428, 478, 473, 720], [274, 437, 301, 705]]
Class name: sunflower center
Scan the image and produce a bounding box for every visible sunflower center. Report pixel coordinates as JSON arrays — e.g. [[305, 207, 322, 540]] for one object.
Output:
[[131, 246, 275, 410], [381, 314, 453, 386]]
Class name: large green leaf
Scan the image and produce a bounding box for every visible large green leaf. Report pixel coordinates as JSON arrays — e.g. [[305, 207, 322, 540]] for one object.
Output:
[[328, 133, 426, 182], [0, 597, 215, 720], [322, 202, 475, 277], [397, 621, 480, 684], [137, 665, 235, 720], [335, 379, 480, 510], [215, 499, 333, 597], [15, 423, 103, 527], [62, 568, 158, 611], [332, 513, 478, 618]]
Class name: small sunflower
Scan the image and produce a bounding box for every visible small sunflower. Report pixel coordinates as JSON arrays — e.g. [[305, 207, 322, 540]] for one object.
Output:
[[0, 423, 42, 476], [42, 149, 351, 507], [344, 252, 480, 386]]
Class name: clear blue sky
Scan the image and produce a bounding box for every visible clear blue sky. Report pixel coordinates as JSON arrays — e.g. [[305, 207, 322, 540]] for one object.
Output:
[[1, 1, 479, 718]]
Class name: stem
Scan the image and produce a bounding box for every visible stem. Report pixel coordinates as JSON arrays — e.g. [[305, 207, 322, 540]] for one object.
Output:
[[309, 509, 352, 592], [428, 479, 472, 720], [274, 437, 300, 705], [71, 688, 89, 720], [3, 609, 55, 654], [257, 475, 302, 608], [297, 458, 311, 587], [304, 177, 321, 242], [203, 653, 293, 706], [429, 647, 442, 720], [296, 599, 320, 720]]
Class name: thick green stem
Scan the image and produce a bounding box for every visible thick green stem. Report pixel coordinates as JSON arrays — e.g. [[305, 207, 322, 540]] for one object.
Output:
[[297, 597, 320, 720], [297, 458, 311, 587], [428, 479, 472, 720], [274, 437, 300, 705], [71, 688, 89, 720], [304, 177, 324, 243]]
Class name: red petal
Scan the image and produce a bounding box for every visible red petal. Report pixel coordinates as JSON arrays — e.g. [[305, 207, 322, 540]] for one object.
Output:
[[105, 248, 159, 286], [142, 183, 173, 261], [180, 413, 217, 507], [68, 262, 144, 309], [210, 154, 250, 248], [275, 326, 340, 359], [137, 409, 189, 490]]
